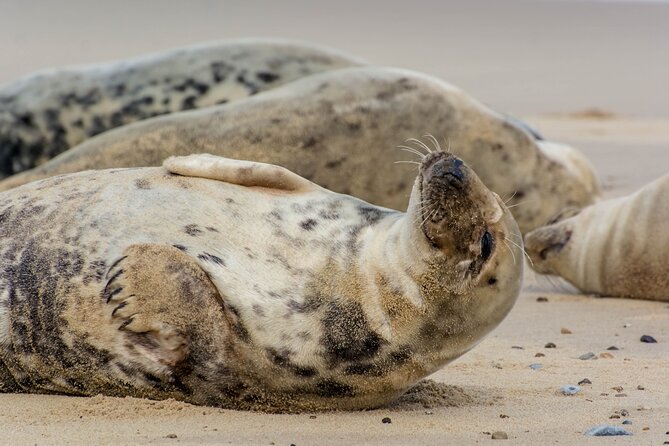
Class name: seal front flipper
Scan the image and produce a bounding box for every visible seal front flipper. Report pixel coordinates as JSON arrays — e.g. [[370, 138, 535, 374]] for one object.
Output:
[[103, 243, 221, 369], [163, 154, 320, 193]]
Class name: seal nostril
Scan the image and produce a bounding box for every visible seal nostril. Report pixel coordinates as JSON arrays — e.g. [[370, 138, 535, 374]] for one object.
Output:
[[448, 158, 465, 181], [539, 248, 549, 260]]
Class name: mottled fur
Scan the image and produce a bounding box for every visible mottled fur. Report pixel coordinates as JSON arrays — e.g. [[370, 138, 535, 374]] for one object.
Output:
[[1, 67, 599, 233], [0, 39, 363, 178], [0, 153, 522, 410]]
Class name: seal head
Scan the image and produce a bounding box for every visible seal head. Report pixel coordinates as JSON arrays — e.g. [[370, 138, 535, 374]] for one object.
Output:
[[385, 151, 523, 373], [524, 218, 575, 276]]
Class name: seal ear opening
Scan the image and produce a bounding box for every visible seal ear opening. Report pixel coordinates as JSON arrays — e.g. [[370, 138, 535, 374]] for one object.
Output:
[[163, 154, 319, 193]]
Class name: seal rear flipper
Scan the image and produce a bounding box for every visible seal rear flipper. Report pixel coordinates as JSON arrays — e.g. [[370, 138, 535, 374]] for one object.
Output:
[[103, 243, 222, 371], [163, 154, 320, 193]]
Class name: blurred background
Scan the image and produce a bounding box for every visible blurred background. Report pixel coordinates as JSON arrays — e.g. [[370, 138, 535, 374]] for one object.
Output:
[[1, 0, 668, 116]]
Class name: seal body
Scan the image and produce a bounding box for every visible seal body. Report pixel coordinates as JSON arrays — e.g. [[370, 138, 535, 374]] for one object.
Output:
[[0, 153, 522, 410], [0, 39, 363, 178], [525, 173, 669, 301], [0, 67, 600, 233]]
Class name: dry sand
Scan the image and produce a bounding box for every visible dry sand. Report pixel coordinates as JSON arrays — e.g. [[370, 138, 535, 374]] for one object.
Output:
[[2, 1, 668, 444], [1, 118, 667, 446]]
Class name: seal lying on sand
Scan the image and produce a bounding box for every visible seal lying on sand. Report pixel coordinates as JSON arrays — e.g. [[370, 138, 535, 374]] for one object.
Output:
[[0, 67, 600, 233], [0, 39, 363, 178], [0, 152, 522, 410], [525, 173, 669, 301]]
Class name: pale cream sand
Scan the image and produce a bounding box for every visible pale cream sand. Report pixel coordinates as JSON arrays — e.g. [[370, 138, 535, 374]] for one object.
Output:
[[0, 117, 667, 445]]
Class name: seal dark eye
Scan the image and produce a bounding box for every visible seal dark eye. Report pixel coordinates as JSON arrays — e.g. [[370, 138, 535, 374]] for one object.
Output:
[[481, 231, 493, 261]]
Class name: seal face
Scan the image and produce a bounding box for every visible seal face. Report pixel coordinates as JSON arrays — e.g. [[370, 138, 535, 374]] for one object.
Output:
[[0, 39, 363, 178], [525, 173, 669, 301], [0, 67, 600, 234], [0, 152, 522, 410]]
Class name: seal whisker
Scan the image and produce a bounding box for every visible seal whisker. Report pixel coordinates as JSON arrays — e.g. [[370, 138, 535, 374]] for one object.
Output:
[[420, 208, 438, 228], [405, 137, 433, 154], [415, 201, 436, 213], [502, 239, 517, 265], [503, 190, 518, 205], [505, 231, 524, 242], [394, 160, 422, 166], [414, 200, 436, 224], [507, 199, 538, 209], [504, 236, 534, 267], [423, 134, 442, 152], [397, 145, 426, 159]]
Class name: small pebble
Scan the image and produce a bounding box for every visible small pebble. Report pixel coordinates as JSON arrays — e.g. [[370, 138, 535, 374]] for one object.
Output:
[[536, 296, 548, 302], [578, 378, 592, 385], [499, 414, 509, 419], [623, 323, 631, 328], [544, 342, 556, 348], [615, 393, 628, 397], [561, 328, 572, 334], [620, 409, 629, 416], [561, 385, 581, 395], [491, 431, 508, 440], [309, 415, 317, 419], [609, 414, 620, 419], [584, 425, 632, 436], [599, 352, 614, 359], [640, 335, 657, 343], [382, 417, 392, 424], [622, 420, 632, 425], [165, 434, 178, 439], [511, 346, 524, 349], [607, 346, 619, 350], [612, 386, 623, 392], [642, 427, 649, 431], [579, 352, 596, 360], [529, 363, 543, 370], [637, 385, 645, 390], [424, 411, 433, 415], [535, 353, 545, 357]]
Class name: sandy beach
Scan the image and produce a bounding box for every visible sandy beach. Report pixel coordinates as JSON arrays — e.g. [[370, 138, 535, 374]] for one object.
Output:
[[1, 1, 668, 444]]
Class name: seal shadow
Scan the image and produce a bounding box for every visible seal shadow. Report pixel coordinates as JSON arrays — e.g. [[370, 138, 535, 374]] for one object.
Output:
[[388, 379, 502, 411]]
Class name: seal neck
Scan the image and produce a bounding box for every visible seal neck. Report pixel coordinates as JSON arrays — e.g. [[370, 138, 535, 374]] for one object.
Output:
[[354, 214, 431, 339]]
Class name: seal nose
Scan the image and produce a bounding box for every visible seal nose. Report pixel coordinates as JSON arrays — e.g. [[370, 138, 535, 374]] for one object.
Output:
[[427, 156, 466, 188]]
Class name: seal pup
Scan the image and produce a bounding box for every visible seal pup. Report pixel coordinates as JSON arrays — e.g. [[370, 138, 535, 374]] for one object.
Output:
[[0, 39, 363, 178], [0, 152, 522, 410], [525, 173, 669, 301], [0, 67, 600, 233]]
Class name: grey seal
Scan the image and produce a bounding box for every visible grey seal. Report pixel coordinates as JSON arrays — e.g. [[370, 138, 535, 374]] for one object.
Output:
[[525, 173, 669, 301], [0, 152, 522, 410], [0, 67, 600, 233], [0, 39, 363, 178]]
